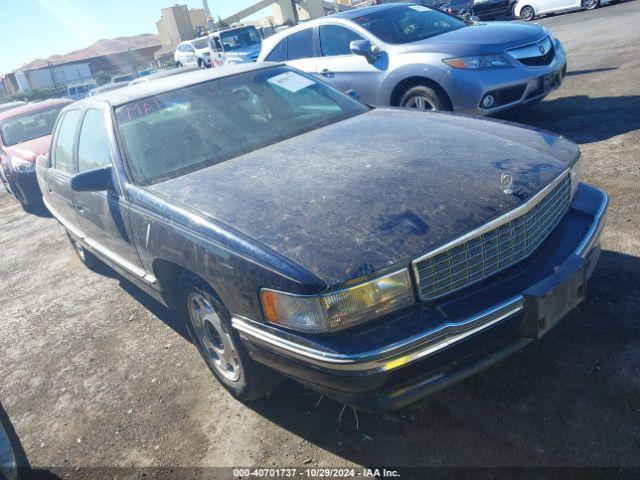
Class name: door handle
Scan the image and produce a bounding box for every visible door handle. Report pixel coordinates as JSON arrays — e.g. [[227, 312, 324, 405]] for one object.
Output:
[[321, 68, 334, 78]]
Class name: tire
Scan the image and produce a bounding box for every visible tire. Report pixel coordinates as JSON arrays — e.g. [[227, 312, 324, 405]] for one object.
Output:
[[176, 61, 183, 68], [399, 84, 452, 112], [583, 0, 599, 9], [178, 273, 282, 401], [6, 178, 31, 211], [519, 5, 535, 20], [197, 59, 204, 69], [67, 234, 100, 270]]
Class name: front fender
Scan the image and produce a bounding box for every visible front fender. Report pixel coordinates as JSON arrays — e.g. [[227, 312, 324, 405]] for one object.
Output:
[[380, 58, 453, 105]]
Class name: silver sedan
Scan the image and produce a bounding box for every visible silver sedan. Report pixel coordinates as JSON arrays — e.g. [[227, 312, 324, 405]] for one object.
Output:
[[258, 3, 566, 115]]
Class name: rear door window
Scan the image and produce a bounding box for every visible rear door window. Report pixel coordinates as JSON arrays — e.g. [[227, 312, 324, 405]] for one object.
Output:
[[77, 109, 112, 172], [286, 28, 314, 61], [52, 109, 81, 175]]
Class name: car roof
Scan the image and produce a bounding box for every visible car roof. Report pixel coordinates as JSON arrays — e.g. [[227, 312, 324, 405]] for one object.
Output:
[[0, 98, 72, 122], [260, 3, 408, 54], [0, 101, 27, 112], [72, 62, 281, 108], [332, 2, 406, 18], [128, 66, 200, 85]]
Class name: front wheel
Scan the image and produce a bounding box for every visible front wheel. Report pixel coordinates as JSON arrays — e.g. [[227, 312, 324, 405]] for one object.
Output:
[[399, 84, 452, 111], [583, 0, 599, 9], [178, 274, 281, 401], [176, 61, 183, 68], [519, 5, 535, 20]]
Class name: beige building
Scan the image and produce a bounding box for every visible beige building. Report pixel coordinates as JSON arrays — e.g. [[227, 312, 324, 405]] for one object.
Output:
[[222, 0, 337, 28], [156, 4, 208, 51]]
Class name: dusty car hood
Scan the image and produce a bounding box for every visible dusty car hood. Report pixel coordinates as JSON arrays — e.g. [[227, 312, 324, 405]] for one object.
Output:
[[150, 109, 578, 287], [3, 135, 51, 162], [400, 22, 547, 55]]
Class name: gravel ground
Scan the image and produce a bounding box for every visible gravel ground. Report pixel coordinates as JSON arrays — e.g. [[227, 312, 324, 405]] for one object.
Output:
[[0, 1, 639, 475]]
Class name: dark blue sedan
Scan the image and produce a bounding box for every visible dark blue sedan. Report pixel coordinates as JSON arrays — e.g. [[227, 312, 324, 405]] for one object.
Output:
[[36, 63, 607, 412]]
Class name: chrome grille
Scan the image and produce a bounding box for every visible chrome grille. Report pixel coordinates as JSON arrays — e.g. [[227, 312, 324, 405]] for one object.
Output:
[[507, 36, 556, 67], [415, 174, 571, 301]]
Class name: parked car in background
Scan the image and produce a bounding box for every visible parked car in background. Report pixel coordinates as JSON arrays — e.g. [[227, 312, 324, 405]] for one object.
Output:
[[468, 0, 517, 18], [111, 73, 136, 84], [174, 37, 212, 68], [209, 25, 262, 65], [513, 0, 612, 20], [37, 64, 607, 411], [440, 0, 515, 19], [258, 3, 566, 115], [376, 0, 441, 4], [0, 102, 27, 114], [128, 66, 200, 86], [0, 98, 71, 209], [439, 0, 472, 16], [66, 80, 97, 100]]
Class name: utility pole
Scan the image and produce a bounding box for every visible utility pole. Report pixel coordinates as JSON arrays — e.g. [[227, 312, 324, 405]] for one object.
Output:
[[203, 0, 215, 31]]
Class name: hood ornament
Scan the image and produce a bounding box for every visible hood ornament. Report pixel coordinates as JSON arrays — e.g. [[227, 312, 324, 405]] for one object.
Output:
[[500, 172, 514, 194]]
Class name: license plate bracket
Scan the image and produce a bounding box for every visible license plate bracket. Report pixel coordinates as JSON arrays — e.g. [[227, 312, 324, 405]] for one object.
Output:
[[521, 255, 586, 339], [541, 71, 562, 92]]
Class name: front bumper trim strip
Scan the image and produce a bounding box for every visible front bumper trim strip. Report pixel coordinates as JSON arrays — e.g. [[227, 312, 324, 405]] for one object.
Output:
[[232, 297, 524, 374]]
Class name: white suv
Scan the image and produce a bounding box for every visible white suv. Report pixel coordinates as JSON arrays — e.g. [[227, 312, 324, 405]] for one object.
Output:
[[174, 37, 211, 68]]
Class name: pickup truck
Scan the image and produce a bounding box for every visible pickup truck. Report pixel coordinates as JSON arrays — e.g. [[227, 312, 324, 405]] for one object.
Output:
[[36, 63, 607, 412]]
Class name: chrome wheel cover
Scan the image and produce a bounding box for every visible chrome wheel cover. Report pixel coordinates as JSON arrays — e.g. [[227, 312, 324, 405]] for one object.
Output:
[[188, 292, 241, 382], [403, 95, 435, 111], [584, 0, 597, 8], [522, 6, 534, 19]]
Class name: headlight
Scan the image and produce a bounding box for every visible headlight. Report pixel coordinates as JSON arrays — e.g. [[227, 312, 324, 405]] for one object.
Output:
[[261, 269, 414, 334], [443, 54, 512, 69], [570, 157, 582, 198], [10, 156, 35, 174]]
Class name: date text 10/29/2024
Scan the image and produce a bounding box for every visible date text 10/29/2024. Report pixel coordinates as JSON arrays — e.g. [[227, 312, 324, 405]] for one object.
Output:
[[233, 468, 401, 478]]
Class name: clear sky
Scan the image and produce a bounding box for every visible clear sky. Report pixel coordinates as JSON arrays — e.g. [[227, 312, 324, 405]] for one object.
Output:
[[0, 0, 271, 74]]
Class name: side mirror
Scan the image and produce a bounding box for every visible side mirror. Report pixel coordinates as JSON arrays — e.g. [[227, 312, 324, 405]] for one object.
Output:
[[345, 89, 360, 100], [36, 153, 48, 169], [71, 166, 114, 192], [350, 40, 378, 64]]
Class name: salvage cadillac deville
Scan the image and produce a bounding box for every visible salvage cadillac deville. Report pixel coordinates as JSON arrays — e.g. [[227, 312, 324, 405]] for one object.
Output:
[[36, 64, 607, 412]]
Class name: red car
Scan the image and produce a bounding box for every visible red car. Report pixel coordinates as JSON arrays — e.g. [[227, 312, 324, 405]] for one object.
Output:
[[0, 98, 71, 209]]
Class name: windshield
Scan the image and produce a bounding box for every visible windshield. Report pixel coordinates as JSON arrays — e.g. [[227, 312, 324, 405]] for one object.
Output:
[[0, 106, 65, 147], [115, 67, 367, 185], [191, 37, 209, 49], [352, 5, 465, 44], [219, 27, 261, 52]]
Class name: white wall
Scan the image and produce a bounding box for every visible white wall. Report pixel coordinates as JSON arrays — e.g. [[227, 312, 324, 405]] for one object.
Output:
[[22, 63, 93, 91], [28, 68, 55, 89], [15, 71, 30, 92], [56, 63, 92, 83]]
